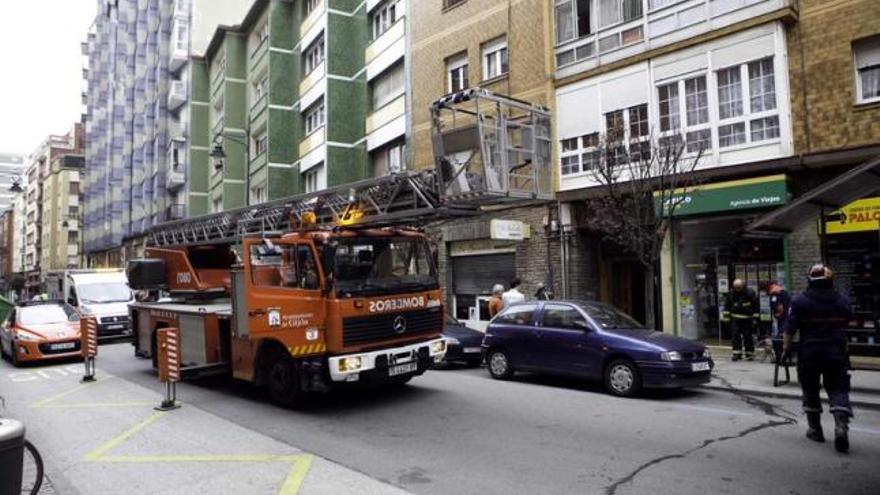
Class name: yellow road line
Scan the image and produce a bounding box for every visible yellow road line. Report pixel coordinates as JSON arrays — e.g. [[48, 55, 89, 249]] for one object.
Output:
[[30, 376, 114, 409], [37, 401, 158, 409], [84, 411, 166, 461], [279, 455, 314, 495]]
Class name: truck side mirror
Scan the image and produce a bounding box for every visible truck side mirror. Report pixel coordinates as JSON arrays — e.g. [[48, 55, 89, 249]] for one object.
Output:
[[68, 296, 77, 306]]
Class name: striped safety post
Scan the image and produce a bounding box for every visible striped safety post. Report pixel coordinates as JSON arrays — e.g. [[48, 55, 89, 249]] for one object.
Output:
[[80, 316, 99, 382], [156, 327, 182, 411]]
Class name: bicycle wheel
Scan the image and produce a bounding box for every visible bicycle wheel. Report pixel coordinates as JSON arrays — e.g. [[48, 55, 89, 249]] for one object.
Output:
[[21, 440, 44, 495]]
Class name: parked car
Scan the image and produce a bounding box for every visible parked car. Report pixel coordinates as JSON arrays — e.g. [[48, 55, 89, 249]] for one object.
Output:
[[441, 315, 485, 367], [0, 300, 82, 366], [482, 300, 713, 397]]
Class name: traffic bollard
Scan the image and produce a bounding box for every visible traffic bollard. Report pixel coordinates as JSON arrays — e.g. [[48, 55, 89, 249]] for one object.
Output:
[[155, 327, 181, 411], [80, 316, 99, 383], [0, 419, 25, 495]]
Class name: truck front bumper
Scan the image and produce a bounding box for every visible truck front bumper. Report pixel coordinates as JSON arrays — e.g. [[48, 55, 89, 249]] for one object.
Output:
[[327, 338, 448, 383]]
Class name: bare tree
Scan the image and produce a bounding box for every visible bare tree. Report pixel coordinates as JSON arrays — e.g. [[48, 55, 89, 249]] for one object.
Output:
[[583, 131, 704, 329]]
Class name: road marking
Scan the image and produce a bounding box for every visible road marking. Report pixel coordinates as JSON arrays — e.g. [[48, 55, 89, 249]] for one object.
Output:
[[36, 401, 157, 409], [6, 365, 83, 382], [30, 376, 114, 409], [84, 411, 314, 494], [851, 426, 880, 436]]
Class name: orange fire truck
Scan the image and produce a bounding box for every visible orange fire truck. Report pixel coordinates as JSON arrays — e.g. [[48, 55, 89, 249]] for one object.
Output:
[[126, 89, 552, 406]]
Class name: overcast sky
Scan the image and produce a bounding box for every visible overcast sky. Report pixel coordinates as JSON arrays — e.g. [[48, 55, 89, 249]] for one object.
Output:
[[0, 1, 96, 157]]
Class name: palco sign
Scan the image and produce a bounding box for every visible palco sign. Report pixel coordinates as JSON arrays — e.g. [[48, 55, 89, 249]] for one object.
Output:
[[490, 219, 526, 241]]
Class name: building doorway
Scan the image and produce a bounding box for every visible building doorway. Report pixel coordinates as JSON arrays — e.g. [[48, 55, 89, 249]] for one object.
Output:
[[451, 252, 515, 332]]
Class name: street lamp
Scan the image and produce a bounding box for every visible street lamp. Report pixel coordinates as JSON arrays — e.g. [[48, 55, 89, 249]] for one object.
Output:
[[210, 144, 226, 171], [210, 131, 251, 205]]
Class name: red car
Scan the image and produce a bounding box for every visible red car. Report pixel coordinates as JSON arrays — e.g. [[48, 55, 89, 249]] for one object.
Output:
[[0, 300, 82, 366]]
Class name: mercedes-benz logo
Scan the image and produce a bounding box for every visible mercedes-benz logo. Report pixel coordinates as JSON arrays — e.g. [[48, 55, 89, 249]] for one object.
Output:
[[393, 315, 407, 334]]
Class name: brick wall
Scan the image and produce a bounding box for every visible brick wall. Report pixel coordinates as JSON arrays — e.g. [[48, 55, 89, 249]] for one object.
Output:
[[787, 0, 880, 154], [409, 0, 553, 169]]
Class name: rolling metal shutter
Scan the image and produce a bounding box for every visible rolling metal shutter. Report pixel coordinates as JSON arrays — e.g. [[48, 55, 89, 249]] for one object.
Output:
[[452, 253, 515, 294]]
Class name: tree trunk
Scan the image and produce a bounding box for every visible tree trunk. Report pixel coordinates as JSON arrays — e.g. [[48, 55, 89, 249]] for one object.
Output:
[[644, 264, 656, 330]]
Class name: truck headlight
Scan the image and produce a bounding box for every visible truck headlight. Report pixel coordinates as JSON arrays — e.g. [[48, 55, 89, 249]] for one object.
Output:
[[338, 356, 363, 372], [661, 351, 683, 361], [431, 340, 447, 354]]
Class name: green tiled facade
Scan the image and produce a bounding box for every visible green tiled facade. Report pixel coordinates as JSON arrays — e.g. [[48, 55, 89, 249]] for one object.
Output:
[[186, 0, 377, 214]]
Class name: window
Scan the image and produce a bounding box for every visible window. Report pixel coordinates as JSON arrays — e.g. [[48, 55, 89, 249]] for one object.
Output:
[[253, 131, 268, 156], [658, 83, 680, 132], [561, 155, 580, 175], [748, 58, 776, 113], [253, 74, 268, 102], [68, 206, 79, 217], [371, 0, 398, 40], [717, 66, 743, 120], [175, 22, 188, 51], [67, 231, 79, 244], [482, 38, 509, 80], [605, 109, 627, 165], [559, 131, 606, 176], [719, 122, 746, 147], [541, 304, 588, 329], [69, 182, 79, 195], [304, 36, 324, 76], [444, 0, 466, 8], [854, 36, 880, 104], [628, 104, 650, 162], [685, 76, 709, 126], [212, 197, 223, 213], [447, 53, 469, 93], [495, 304, 537, 326], [750, 116, 779, 142], [370, 62, 404, 110], [305, 0, 321, 16], [304, 100, 325, 135], [249, 244, 320, 290], [303, 166, 321, 193], [685, 129, 711, 153], [599, 0, 642, 29], [371, 141, 405, 177], [251, 184, 267, 204], [555, 0, 592, 44]]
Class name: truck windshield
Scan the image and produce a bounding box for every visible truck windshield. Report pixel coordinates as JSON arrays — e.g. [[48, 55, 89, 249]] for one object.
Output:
[[77, 282, 132, 304], [333, 238, 438, 297], [20, 304, 78, 325]]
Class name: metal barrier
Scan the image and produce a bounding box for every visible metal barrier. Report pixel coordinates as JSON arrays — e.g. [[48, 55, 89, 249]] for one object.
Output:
[[80, 316, 98, 383], [156, 327, 181, 411]]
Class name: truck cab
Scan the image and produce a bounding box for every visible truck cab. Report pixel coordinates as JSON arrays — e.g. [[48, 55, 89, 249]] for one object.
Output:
[[54, 270, 134, 338]]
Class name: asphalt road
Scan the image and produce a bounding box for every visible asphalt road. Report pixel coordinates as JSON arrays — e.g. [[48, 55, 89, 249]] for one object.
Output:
[[5, 342, 880, 495]]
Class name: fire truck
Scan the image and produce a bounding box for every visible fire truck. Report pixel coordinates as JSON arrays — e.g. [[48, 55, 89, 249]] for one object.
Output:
[[126, 89, 552, 406]]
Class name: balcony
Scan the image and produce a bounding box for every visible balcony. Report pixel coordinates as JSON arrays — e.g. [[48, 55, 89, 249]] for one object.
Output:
[[168, 79, 187, 112], [166, 169, 185, 191], [169, 19, 189, 73]]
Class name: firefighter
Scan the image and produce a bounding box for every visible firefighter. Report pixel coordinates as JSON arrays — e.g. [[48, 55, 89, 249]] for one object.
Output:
[[721, 278, 759, 361], [783, 264, 853, 453]]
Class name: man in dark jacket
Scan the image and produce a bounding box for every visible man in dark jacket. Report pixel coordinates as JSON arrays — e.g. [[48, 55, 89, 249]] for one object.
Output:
[[768, 281, 791, 362], [784, 264, 853, 453], [722, 279, 759, 361]]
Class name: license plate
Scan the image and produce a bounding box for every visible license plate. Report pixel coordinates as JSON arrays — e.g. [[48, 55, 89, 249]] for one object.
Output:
[[50, 342, 76, 351], [106, 324, 125, 330], [463, 347, 482, 354], [389, 362, 418, 377], [692, 361, 711, 372]]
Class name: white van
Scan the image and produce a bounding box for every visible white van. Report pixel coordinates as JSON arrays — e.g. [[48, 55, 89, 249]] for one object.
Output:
[[45, 269, 134, 338]]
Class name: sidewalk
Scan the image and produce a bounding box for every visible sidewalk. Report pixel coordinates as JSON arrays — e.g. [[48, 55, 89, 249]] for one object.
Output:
[[0, 362, 409, 495], [705, 346, 880, 411]]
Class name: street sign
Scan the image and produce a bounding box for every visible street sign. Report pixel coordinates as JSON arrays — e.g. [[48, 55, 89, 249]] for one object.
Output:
[[490, 219, 526, 241]]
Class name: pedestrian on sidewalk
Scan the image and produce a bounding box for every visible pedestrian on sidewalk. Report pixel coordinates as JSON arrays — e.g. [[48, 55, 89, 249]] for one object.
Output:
[[722, 278, 759, 361], [768, 281, 791, 362], [488, 284, 504, 317], [534, 282, 551, 301], [783, 264, 853, 453], [502, 278, 525, 309]]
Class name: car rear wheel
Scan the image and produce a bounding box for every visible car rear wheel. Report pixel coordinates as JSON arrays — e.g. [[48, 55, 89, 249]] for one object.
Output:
[[487, 349, 513, 380], [10, 341, 20, 367], [266, 355, 300, 408], [605, 359, 641, 397]]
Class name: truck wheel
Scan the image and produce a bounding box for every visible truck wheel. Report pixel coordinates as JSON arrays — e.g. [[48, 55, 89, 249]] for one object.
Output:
[[266, 354, 300, 408]]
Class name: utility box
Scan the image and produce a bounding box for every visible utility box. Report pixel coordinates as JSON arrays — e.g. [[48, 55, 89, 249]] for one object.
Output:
[[0, 419, 25, 495], [431, 88, 552, 205]]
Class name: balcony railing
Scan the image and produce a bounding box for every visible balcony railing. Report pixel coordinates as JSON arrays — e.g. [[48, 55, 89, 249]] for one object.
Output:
[[165, 204, 186, 222]]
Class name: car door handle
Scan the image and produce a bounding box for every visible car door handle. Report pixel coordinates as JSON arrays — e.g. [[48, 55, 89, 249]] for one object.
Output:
[[249, 308, 266, 317]]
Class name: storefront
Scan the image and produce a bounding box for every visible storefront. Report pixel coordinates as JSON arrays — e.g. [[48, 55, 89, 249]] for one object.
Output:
[[660, 175, 790, 342]]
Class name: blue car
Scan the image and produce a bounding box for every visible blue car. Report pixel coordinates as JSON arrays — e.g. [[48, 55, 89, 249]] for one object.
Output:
[[441, 315, 485, 367], [482, 300, 713, 397]]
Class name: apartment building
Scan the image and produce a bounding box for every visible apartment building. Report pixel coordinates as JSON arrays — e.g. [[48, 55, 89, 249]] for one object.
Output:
[[0, 209, 13, 293], [549, 0, 880, 339], [82, 0, 251, 267], [0, 153, 26, 211], [40, 149, 86, 272], [194, 0, 408, 213], [24, 125, 84, 292], [409, 0, 562, 331]]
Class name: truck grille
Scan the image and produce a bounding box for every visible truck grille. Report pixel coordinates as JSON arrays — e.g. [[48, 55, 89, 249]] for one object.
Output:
[[343, 307, 442, 347]]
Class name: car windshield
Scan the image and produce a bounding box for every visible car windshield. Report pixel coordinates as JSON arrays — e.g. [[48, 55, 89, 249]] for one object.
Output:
[[333, 237, 438, 298], [19, 304, 78, 325], [77, 282, 132, 303], [580, 302, 645, 330]]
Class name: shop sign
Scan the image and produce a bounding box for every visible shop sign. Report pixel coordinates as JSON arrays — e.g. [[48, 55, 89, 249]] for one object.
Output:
[[824, 197, 880, 234], [655, 175, 788, 217], [490, 219, 526, 241]]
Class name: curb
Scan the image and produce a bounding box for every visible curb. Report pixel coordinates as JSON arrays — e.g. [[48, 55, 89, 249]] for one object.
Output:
[[702, 383, 880, 412]]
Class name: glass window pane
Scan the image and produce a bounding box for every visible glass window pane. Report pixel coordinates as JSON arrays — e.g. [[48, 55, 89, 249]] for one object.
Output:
[[496, 304, 538, 326], [658, 83, 680, 132], [555, 1, 576, 43], [717, 66, 743, 120], [684, 76, 708, 126], [719, 123, 746, 147], [748, 58, 776, 113]]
